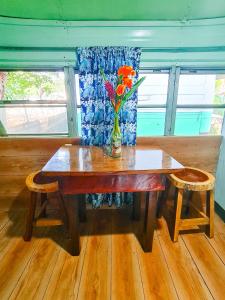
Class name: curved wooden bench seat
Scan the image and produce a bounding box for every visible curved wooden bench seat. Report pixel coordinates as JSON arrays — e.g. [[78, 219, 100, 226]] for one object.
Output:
[[26, 170, 58, 193], [168, 167, 215, 191], [158, 167, 215, 242], [24, 170, 68, 241]]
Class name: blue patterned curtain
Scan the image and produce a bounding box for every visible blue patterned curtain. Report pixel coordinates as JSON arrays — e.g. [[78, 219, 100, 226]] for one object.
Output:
[[77, 47, 141, 207]]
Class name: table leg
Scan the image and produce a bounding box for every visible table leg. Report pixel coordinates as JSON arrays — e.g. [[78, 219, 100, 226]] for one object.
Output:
[[65, 195, 80, 256], [142, 191, 158, 252], [132, 192, 141, 221], [157, 177, 169, 218], [78, 194, 87, 222]]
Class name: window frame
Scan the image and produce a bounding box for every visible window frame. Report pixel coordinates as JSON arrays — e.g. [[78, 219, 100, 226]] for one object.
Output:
[[0, 67, 73, 136], [172, 68, 225, 136], [1, 66, 225, 137]]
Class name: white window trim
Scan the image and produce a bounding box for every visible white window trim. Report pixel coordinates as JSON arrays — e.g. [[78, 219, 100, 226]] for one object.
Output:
[[1, 66, 225, 137]]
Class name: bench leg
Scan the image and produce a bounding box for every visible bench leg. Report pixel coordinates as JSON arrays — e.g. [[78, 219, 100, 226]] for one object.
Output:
[[65, 195, 80, 256], [24, 191, 37, 241], [142, 191, 158, 252], [206, 190, 214, 238], [185, 190, 193, 216], [173, 189, 183, 242], [39, 193, 47, 218]]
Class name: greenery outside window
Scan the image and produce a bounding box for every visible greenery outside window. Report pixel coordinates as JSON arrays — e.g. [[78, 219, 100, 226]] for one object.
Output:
[[0, 70, 68, 135]]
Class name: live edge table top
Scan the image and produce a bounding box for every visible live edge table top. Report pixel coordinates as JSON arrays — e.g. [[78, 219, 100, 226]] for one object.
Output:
[[42, 145, 184, 176]]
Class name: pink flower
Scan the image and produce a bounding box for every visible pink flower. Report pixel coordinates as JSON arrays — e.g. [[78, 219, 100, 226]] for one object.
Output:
[[105, 81, 115, 100]]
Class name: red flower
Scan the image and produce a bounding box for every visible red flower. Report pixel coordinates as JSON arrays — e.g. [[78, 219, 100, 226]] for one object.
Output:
[[123, 77, 132, 89], [105, 81, 115, 100], [116, 84, 126, 96]]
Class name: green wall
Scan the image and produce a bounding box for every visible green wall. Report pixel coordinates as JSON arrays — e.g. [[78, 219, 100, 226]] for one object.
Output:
[[1, 16, 225, 68], [1, 0, 225, 21]]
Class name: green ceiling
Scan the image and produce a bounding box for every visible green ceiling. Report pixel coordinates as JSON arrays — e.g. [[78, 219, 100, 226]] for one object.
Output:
[[1, 0, 225, 21]]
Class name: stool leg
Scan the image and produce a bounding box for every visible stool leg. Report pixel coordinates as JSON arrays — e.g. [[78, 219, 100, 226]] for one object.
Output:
[[185, 190, 193, 216], [173, 189, 184, 242], [39, 193, 47, 218], [206, 190, 214, 238], [24, 191, 37, 241]]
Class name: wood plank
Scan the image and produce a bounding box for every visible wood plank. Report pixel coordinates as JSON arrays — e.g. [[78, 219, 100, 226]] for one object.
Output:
[[207, 232, 225, 265], [137, 136, 221, 173], [214, 213, 225, 233], [0, 212, 25, 260], [111, 209, 144, 300], [0, 209, 225, 298], [132, 215, 178, 299], [77, 210, 111, 300], [43, 217, 89, 299], [0, 137, 80, 156], [0, 175, 27, 195], [0, 233, 44, 299], [0, 211, 10, 232], [183, 234, 225, 299], [157, 218, 213, 300], [0, 156, 50, 175], [0, 194, 29, 211], [9, 230, 61, 300]]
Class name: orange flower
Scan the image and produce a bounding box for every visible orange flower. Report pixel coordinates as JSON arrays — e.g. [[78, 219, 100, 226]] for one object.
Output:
[[123, 77, 132, 89], [130, 70, 136, 76], [118, 65, 134, 77], [116, 84, 126, 96]]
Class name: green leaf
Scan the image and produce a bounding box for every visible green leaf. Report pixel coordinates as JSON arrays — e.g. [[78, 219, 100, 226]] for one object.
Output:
[[100, 68, 107, 81], [118, 76, 145, 112]]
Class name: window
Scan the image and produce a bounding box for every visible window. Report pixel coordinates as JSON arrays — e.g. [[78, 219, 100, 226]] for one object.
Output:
[[2, 67, 224, 137], [137, 71, 169, 136], [174, 72, 225, 135], [74, 74, 81, 135], [0, 70, 68, 135], [75, 71, 169, 136]]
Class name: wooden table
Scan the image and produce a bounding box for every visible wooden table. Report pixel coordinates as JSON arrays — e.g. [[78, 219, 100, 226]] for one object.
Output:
[[42, 145, 184, 255]]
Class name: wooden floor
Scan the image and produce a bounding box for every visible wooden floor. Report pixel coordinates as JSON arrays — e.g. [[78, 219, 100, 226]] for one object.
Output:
[[0, 205, 225, 300]]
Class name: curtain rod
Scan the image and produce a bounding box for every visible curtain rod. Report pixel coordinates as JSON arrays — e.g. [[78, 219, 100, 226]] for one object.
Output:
[[1, 46, 225, 52]]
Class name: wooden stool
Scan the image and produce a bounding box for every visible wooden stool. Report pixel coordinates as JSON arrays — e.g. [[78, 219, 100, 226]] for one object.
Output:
[[24, 170, 68, 241], [166, 167, 215, 242]]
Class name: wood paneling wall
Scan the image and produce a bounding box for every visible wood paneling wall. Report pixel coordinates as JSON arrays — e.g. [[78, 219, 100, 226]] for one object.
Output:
[[137, 136, 221, 173], [0, 138, 80, 211], [0, 136, 221, 211]]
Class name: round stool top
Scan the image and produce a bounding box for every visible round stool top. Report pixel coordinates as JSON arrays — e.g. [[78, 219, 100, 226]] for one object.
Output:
[[26, 170, 58, 193], [168, 167, 215, 191]]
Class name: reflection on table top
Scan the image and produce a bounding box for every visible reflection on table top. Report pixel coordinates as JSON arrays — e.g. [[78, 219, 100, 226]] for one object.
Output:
[[42, 145, 184, 176]]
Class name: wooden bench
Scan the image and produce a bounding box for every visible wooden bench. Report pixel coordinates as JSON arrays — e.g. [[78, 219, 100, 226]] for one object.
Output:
[[23, 171, 68, 241]]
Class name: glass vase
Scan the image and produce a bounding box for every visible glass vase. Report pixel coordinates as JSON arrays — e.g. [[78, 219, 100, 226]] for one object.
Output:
[[111, 114, 122, 158]]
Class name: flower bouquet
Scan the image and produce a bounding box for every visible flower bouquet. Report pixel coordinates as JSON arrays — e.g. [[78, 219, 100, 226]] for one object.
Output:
[[101, 65, 145, 157]]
